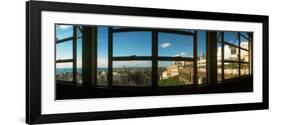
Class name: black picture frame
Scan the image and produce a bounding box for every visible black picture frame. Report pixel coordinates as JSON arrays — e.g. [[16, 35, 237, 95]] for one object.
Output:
[[26, 1, 269, 124]]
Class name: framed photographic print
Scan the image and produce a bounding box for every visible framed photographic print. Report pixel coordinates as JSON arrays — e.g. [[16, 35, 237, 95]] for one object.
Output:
[[26, 1, 269, 124]]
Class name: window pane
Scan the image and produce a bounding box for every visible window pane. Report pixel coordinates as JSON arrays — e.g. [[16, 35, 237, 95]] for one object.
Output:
[[56, 62, 73, 81], [217, 32, 223, 43], [197, 31, 207, 85], [76, 38, 82, 84], [112, 61, 152, 86], [241, 63, 250, 75], [240, 49, 249, 62], [56, 25, 73, 40], [113, 32, 152, 56], [217, 62, 222, 81], [224, 63, 239, 79], [97, 27, 108, 86], [56, 40, 73, 60], [224, 32, 239, 46], [77, 26, 82, 38], [217, 32, 223, 81], [158, 61, 193, 86], [240, 32, 249, 50], [158, 32, 193, 57], [224, 44, 238, 61]]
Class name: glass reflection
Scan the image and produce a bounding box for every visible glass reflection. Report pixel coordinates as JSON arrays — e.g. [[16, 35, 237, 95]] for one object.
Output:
[[240, 49, 249, 62], [224, 63, 239, 79], [224, 44, 238, 61], [241, 63, 250, 75]]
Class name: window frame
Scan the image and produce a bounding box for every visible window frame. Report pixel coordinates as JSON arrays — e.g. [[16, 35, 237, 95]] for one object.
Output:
[[217, 31, 252, 82], [107, 27, 198, 88], [55, 24, 83, 85]]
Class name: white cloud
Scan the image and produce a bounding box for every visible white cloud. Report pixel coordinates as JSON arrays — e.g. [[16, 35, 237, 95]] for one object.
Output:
[[160, 42, 171, 48]]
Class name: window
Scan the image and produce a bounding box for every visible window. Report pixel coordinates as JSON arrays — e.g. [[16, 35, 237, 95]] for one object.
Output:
[[217, 32, 223, 81], [97, 27, 109, 86], [158, 32, 193, 57], [224, 32, 239, 46], [113, 31, 152, 57], [197, 31, 207, 85], [56, 24, 254, 99], [112, 28, 152, 87], [56, 25, 252, 89], [224, 44, 238, 61], [56, 25, 73, 40], [55, 24, 83, 85], [157, 31, 195, 86], [224, 62, 239, 79], [56, 62, 73, 81], [56, 40, 73, 60], [112, 61, 152, 86], [158, 61, 193, 86], [76, 27, 83, 84], [217, 31, 252, 81]]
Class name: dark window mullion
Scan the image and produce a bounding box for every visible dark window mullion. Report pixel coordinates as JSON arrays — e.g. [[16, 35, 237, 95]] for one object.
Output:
[[56, 37, 74, 44], [56, 59, 73, 63], [73, 26, 77, 85], [240, 33, 249, 40], [157, 57, 193, 61], [152, 31, 158, 88], [108, 27, 113, 88], [193, 31, 198, 85], [112, 56, 152, 60], [112, 28, 194, 36]]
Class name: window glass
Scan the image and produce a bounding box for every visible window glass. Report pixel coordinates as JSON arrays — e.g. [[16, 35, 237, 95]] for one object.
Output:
[[224, 32, 239, 46], [77, 26, 82, 38], [217, 32, 223, 81], [113, 32, 152, 57], [241, 63, 250, 75], [197, 31, 207, 85], [224, 63, 239, 79], [158, 32, 193, 57], [240, 49, 249, 62], [224, 44, 238, 61], [217, 62, 222, 81], [56, 62, 73, 81], [76, 38, 82, 84], [97, 27, 109, 86], [56, 25, 73, 40], [158, 61, 194, 86], [112, 61, 152, 86], [240, 32, 249, 50], [56, 40, 73, 60]]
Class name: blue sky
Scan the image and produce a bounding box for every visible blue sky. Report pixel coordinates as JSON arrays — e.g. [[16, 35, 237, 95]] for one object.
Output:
[[224, 32, 239, 46], [113, 31, 152, 56], [56, 25, 206, 68], [56, 25, 82, 68]]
